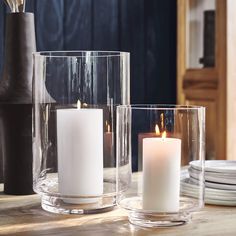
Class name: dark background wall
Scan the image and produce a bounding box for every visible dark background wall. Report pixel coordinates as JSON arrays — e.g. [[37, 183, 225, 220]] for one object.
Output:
[[0, 0, 177, 181], [0, 0, 177, 104]]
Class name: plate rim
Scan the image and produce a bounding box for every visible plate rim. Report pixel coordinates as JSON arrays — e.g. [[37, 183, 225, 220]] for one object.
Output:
[[190, 160, 236, 173]]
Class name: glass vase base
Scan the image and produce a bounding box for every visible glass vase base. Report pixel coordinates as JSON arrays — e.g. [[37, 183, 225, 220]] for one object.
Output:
[[128, 211, 191, 228], [41, 195, 115, 215]]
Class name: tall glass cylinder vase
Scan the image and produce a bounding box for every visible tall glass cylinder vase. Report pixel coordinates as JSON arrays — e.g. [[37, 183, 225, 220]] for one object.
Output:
[[33, 51, 130, 214], [116, 105, 205, 227]]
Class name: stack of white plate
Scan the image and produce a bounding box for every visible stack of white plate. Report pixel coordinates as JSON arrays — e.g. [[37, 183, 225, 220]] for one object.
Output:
[[181, 160, 236, 206]]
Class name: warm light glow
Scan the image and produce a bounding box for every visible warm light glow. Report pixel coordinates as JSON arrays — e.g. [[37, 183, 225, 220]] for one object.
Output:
[[162, 131, 167, 139], [155, 124, 160, 135], [107, 124, 111, 133], [160, 113, 164, 130], [77, 100, 81, 109], [106, 121, 111, 133]]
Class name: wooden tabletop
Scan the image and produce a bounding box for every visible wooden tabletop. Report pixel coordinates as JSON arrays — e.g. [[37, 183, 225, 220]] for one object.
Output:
[[1, 185, 236, 236]]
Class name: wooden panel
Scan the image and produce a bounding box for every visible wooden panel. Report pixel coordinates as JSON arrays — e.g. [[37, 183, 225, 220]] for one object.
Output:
[[184, 88, 219, 162], [177, 0, 187, 104], [0, 2, 5, 183], [0, 2, 5, 76], [187, 99, 217, 160], [35, 0, 64, 51], [93, 0, 119, 50], [145, 0, 177, 104], [184, 68, 218, 81], [25, 0, 35, 12], [119, 0, 145, 170], [215, 0, 226, 160], [226, 0, 236, 160], [64, 0, 93, 50], [120, 0, 145, 104], [183, 80, 218, 90]]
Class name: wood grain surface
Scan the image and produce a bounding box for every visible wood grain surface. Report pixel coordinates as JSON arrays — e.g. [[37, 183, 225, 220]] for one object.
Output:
[[1, 183, 236, 236], [145, 0, 177, 104], [64, 0, 93, 50], [93, 0, 119, 51], [120, 0, 146, 105], [35, 0, 64, 51]]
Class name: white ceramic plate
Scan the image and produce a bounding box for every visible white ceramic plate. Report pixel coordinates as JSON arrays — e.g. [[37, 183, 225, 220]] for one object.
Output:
[[190, 160, 236, 174], [189, 176, 236, 191], [181, 179, 236, 203], [189, 167, 236, 185], [181, 169, 236, 205], [181, 189, 236, 206], [189, 166, 236, 178]]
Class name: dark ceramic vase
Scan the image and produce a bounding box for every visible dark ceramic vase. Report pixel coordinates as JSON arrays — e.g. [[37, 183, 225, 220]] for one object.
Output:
[[0, 13, 36, 195]]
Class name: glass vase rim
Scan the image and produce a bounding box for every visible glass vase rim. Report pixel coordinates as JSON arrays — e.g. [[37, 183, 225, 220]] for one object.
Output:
[[33, 50, 130, 58], [117, 104, 205, 110]]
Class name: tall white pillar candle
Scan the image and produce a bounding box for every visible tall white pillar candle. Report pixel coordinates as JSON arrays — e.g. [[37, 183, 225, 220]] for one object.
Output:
[[142, 136, 181, 212], [57, 107, 103, 204]]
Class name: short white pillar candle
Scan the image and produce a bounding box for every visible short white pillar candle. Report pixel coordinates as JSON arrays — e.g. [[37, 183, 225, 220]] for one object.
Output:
[[142, 133, 181, 212], [57, 104, 103, 204]]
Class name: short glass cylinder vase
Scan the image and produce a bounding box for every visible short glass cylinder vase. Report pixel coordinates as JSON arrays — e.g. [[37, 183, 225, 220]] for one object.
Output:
[[116, 105, 205, 227], [33, 51, 130, 214]]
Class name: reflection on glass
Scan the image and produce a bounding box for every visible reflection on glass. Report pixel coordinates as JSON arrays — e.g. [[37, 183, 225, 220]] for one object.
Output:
[[186, 0, 215, 69]]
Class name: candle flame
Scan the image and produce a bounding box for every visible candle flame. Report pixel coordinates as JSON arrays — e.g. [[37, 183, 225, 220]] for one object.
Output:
[[106, 121, 111, 132], [77, 100, 81, 109], [162, 131, 167, 139], [155, 124, 160, 135]]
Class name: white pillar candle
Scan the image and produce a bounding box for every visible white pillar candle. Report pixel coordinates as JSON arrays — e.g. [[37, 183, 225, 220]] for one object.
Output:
[[57, 105, 103, 204], [142, 133, 181, 212]]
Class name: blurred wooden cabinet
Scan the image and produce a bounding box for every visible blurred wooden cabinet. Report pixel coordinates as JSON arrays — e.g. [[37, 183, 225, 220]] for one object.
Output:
[[177, 0, 236, 160]]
